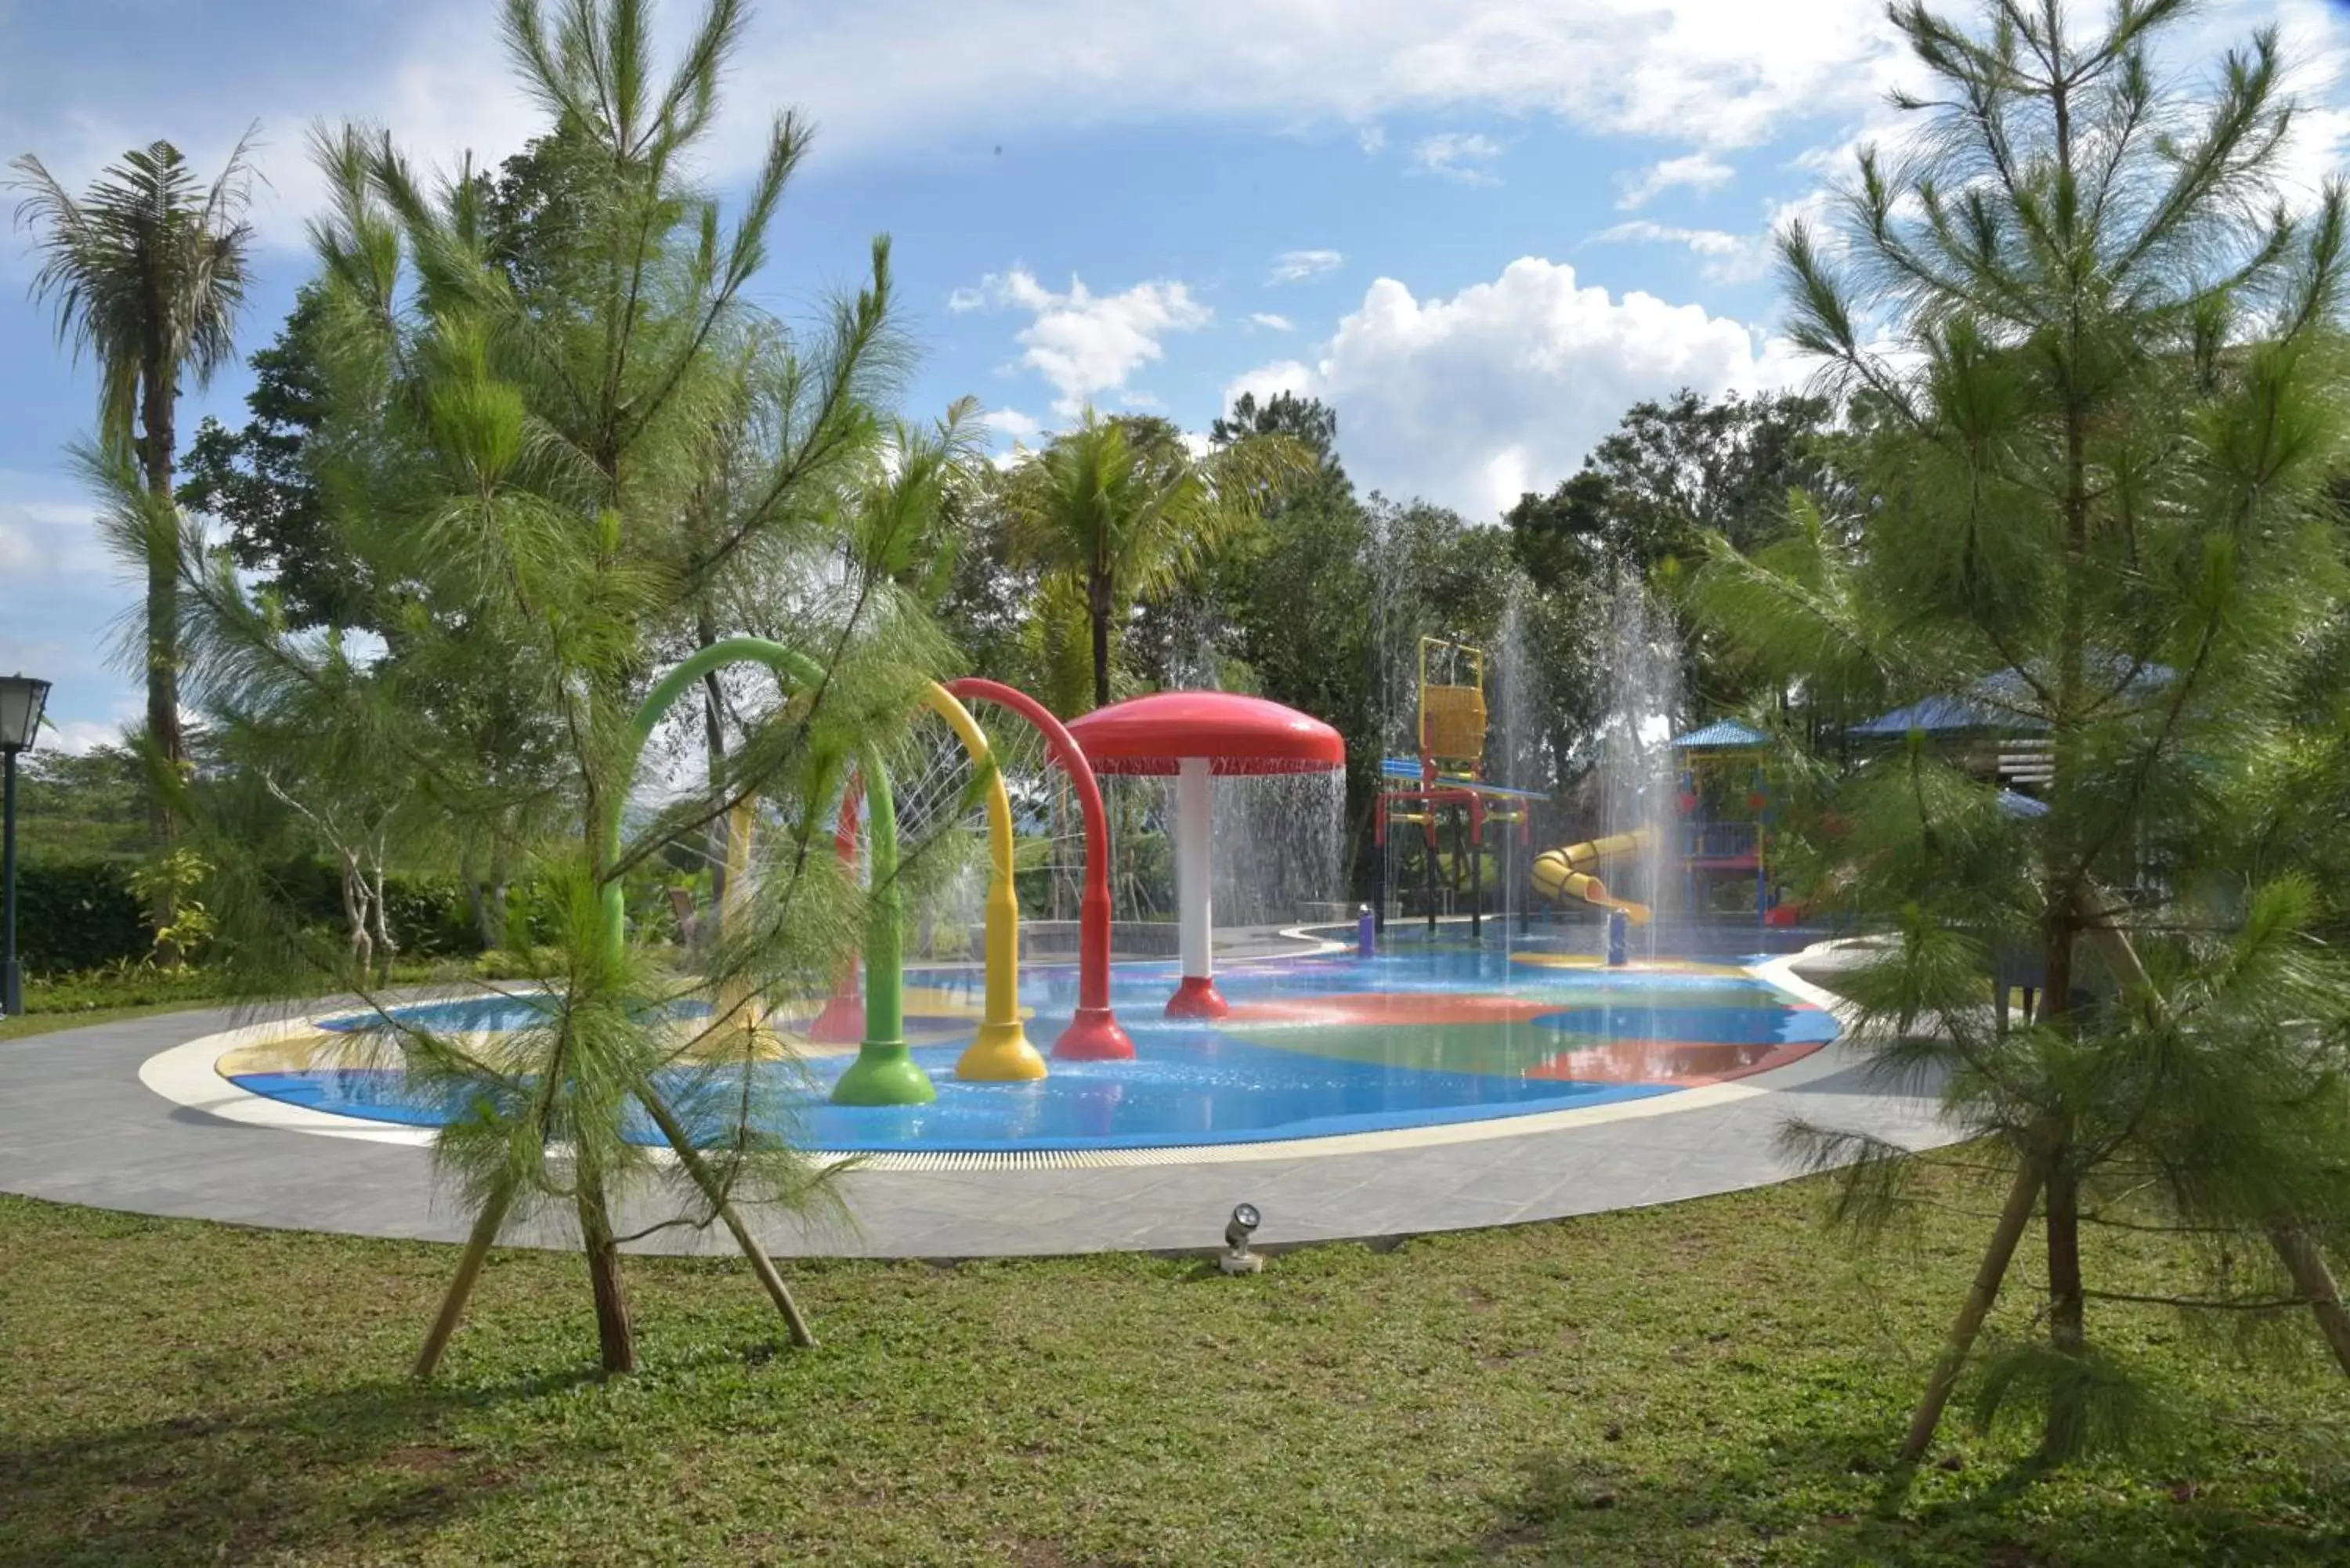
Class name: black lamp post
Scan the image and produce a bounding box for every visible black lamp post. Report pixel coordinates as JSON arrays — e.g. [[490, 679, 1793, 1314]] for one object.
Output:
[[0, 674, 50, 1017]]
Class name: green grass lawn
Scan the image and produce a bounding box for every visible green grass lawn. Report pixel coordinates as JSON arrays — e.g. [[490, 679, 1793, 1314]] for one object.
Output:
[[3, 1170, 2345, 1567], [0, 999, 213, 1044]]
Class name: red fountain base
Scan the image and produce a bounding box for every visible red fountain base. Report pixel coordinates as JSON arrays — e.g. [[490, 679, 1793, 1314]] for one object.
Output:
[[1053, 1006, 1136, 1061], [808, 988, 866, 1044], [1164, 974, 1230, 1021]]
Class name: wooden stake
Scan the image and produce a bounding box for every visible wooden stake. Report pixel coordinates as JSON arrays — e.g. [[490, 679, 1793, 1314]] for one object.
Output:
[[1902, 1154, 2044, 1461], [414, 1177, 515, 1380]]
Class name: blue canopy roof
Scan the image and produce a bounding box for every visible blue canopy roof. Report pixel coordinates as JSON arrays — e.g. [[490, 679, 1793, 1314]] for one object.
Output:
[[1670, 719, 1768, 750], [1849, 695, 2042, 736], [1856, 657, 2171, 737]]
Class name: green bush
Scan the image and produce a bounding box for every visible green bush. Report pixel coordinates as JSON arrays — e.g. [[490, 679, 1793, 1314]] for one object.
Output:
[[17, 858, 495, 981], [15, 858, 149, 975], [24, 961, 233, 1015]]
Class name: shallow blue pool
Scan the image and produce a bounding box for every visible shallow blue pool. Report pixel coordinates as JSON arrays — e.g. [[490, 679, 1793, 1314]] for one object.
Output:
[[228, 925, 1836, 1152]]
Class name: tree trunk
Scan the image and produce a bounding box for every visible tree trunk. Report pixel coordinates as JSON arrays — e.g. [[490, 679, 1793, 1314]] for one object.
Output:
[[2041, 1159, 2088, 1461], [2268, 1220, 2350, 1378], [371, 851, 396, 984], [341, 848, 371, 979], [575, 1177, 637, 1375], [467, 875, 507, 952], [1902, 1153, 2046, 1461], [414, 1177, 517, 1379], [1089, 569, 1112, 713], [139, 360, 186, 963], [699, 608, 729, 927]]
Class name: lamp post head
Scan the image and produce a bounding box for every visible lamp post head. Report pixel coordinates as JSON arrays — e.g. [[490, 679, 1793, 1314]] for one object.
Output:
[[0, 675, 49, 753]]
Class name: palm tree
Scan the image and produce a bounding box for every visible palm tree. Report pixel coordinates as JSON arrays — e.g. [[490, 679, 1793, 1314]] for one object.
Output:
[[11, 135, 258, 947], [1004, 410, 1307, 710]]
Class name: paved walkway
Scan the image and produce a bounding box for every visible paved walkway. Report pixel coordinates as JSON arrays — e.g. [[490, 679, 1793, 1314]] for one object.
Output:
[[0, 949, 1957, 1259]]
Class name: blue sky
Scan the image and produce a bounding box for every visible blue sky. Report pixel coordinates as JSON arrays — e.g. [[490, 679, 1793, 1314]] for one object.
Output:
[[4, 0, 2346, 748]]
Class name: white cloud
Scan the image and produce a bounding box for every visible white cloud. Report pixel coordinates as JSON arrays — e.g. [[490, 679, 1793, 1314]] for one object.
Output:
[[953, 267, 1211, 415], [1410, 131, 1503, 185], [1617, 152, 1735, 209], [981, 407, 1046, 448], [726, 0, 1915, 161], [44, 717, 134, 757], [0, 479, 111, 581], [1224, 258, 1799, 518], [1267, 248, 1344, 285], [0, 471, 142, 738], [1593, 220, 1746, 257], [15, 0, 2335, 265], [0, 2, 544, 254], [5, 0, 1911, 259], [1248, 312, 1296, 331], [1591, 219, 1771, 284], [1358, 125, 1388, 154]]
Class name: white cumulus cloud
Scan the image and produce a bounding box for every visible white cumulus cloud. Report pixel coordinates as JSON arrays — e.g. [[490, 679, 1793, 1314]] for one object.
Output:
[[1617, 151, 1736, 209], [1248, 312, 1296, 331], [981, 406, 1046, 446], [1267, 248, 1344, 285], [1589, 219, 1772, 283], [1225, 258, 1801, 518], [953, 268, 1212, 415], [1410, 131, 1503, 184]]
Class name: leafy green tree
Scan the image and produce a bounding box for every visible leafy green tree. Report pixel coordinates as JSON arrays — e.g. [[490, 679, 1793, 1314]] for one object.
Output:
[[14, 745, 150, 864], [10, 135, 258, 949], [1506, 388, 1836, 715], [181, 0, 924, 1377], [1002, 408, 1307, 710], [1696, 0, 2350, 1462], [178, 287, 356, 629]]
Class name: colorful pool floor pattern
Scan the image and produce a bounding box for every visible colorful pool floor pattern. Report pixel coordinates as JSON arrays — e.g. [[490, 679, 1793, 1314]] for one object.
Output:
[[217, 936, 1839, 1154]]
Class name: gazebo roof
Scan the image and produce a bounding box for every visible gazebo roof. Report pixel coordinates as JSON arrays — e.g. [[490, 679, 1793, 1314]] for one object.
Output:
[[1848, 695, 2042, 737], [1065, 691, 1346, 776], [1670, 718, 1768, 750]]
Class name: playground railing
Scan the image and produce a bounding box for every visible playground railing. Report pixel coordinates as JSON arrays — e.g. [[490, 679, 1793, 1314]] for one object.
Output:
[[1683, 821, 1758, 861]]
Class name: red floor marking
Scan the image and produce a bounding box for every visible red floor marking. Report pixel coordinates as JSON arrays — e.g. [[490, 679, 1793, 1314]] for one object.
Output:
[[1526, 1039, 1825, 1086], [1223, 993, 1558, 1028]]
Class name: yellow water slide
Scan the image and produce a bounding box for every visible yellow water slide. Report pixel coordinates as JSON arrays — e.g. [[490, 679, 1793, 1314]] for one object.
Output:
[[1530, 830, 1655, 925]]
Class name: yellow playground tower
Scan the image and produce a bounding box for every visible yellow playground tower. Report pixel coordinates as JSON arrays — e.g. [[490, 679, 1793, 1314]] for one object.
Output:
[[1372, 636, 1544, 934]]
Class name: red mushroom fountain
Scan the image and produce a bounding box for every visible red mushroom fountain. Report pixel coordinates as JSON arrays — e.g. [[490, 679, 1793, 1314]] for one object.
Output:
[[1064, 692, 1346, 1020]]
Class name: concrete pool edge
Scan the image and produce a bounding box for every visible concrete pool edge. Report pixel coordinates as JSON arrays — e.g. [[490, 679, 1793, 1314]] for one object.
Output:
[[136, 948, 1863, 1170], [0, 938, 1961, 1259]]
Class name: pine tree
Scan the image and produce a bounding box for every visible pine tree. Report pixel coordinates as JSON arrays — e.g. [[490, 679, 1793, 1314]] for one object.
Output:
[[176, 0, 935, 1376], [1695, 0, 2350, 1463]]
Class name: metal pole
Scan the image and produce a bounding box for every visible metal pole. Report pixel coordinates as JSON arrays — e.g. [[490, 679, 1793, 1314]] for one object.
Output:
[[2, 746, 20, 1017], [1468, 808, 1483, 940], [1423, 817, 1438, 935]]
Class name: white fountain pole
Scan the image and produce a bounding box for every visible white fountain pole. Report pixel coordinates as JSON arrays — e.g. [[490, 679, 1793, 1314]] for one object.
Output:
[[1168, 754, 1227, 1017]]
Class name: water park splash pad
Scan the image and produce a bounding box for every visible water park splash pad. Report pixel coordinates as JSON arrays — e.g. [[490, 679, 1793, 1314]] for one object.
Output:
[[181, 643, 1847, 1165], [208, 928, 1837, 1154]]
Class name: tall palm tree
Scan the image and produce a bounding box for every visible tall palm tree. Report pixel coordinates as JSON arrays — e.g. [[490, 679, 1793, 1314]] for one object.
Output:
[[11, 135, 258, 939], [1004, 409, 1307, 710]]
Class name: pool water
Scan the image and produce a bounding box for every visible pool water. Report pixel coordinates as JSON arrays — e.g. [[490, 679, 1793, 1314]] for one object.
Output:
[[222, 928, 1836, 1152]]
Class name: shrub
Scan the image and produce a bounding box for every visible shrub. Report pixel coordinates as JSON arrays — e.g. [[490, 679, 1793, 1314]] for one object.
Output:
[[15, 859, 149, 975]]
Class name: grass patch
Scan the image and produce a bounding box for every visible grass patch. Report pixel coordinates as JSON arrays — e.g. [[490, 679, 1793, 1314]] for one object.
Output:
[[1, 1176, 2344, 1565], [0, 1000, 216, 1044]]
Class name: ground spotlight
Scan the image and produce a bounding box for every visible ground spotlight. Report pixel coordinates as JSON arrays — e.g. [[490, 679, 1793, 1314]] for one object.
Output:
[[1220, 1202, 1262, 1275]]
